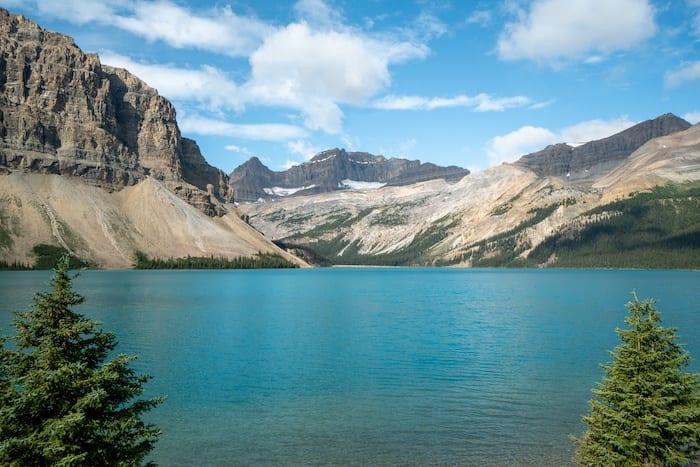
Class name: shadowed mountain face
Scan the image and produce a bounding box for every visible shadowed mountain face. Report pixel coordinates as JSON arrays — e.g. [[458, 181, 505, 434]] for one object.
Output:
[[514, 114, 691, 180], [229, 148, 470, 203], [0, 8, 233, 214]]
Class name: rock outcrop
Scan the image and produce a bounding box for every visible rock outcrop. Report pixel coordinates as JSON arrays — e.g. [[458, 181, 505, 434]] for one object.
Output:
[[229, 148, 469, 202], [0, 8, 233, 214], [514, 114, 691, 180]]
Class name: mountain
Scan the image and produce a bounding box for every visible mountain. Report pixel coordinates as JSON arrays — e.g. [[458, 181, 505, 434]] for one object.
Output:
[[0, 8, 232, 215], [514, 113, 691, 180], [229, 148, 469, 202], [0, 8, 301, 268], [241, 118, 700, 268]]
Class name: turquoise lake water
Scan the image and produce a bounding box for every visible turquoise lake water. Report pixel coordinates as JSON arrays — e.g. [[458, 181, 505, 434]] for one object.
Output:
[[1, 268, 699, 466]]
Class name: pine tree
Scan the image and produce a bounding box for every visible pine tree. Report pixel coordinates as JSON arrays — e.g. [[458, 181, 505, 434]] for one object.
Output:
[[0, 256, 163, 466], [574, 295, 700, 466]]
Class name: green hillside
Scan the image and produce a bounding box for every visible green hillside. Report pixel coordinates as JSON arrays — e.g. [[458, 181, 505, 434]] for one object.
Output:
[[524, 182, 700, 269], [474, 181, 700, 269]]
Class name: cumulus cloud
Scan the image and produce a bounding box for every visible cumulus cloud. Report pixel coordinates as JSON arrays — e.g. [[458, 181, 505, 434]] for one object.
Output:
[[665, 61, 700, 88], [23, 0, 272, 56], [497, 0, 656, 64], [487, 126, 557, 166], [487, 117, 636, 166], [102, 4, 430, 136], [112, 2, 273, 56], [245, 22, 427, 133], [283, 140, 324, 168], [15, 0, 118, 24], [374, 93, 532, 111], [100, 52, 243, 111], [558, 117, 636, 143], [21, 0, 451, 140], [684, 111, 700, 124], [179, 116, 308, 141]]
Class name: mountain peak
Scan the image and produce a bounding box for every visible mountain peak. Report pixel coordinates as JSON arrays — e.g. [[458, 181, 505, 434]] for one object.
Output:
[[515, 113, 691, 179], [229, 149, 469, 203], [0, 7, 233, 213]]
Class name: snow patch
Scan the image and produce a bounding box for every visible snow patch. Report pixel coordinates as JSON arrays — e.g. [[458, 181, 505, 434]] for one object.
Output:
[[264, 185, 316, 196], [309, 154, 336, 164], [348, 158, 375, 165], [339, 179, 386, 190]]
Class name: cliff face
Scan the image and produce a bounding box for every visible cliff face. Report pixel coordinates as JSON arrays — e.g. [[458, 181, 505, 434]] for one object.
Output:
[[0, 8, 232, 213], [229, 148, 470, 202], [515, 114, 691, 180]]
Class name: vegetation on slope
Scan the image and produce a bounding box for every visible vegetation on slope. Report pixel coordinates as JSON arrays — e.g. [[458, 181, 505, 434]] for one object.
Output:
[[133, 251, 299, 269], [526, 182, 700, 269], [0, 244, 91, 270], [463, 200, 572, 267], [281, 215, 458, 266]]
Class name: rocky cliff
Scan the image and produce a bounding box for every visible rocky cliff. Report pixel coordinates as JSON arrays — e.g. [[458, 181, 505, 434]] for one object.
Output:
[[229, 148, 469, 202], [514, 113, 691, 180], [0, 8, 232, 215]]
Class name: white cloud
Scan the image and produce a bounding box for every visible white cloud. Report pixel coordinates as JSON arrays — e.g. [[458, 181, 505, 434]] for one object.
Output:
[[294, 0, 343, 28], [179, 116, 308, 141], [113, 2, 273, 56], [497, 0, 656, 64], [486, 117, 636, 166], [466, 9, 492, 26], [559, 117, 636, 144], [287, 140, 322, 161], [100, 52, 243, 111], [246, 21, 427, 133], [665, 61, 700, 88], [23, 0, 272, 56], [22, 0, 434, 138], [487, 126, 557, 166], [224, 145, 252, 155], [684, 111, 700, 124], [374, 93, 531, 111], [19, 0, 118, 24]]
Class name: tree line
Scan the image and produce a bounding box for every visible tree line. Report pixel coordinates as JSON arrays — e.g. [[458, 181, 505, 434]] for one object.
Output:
[[133, 251, 299, 269]]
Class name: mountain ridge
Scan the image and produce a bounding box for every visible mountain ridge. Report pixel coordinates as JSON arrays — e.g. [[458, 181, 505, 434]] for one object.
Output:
[[229, 148, 470, 203], [241, 120, 700, 267], [514, 113, 691, 180]]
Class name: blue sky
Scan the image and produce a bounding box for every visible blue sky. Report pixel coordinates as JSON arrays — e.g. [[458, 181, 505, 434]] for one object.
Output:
[[5, 0, 700, 173]]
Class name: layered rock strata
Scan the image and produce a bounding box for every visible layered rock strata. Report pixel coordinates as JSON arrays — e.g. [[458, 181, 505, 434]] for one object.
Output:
[[515, 114, 691, 180], [0, 8, 232, 214]]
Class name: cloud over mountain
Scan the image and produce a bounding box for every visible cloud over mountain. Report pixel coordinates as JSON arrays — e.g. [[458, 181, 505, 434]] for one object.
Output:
[[497, 0, 656, 65]]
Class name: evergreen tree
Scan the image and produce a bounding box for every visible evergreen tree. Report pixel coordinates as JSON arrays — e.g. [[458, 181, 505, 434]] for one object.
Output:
[[0, 256, 162, 466], [574, 295, 700, 466]]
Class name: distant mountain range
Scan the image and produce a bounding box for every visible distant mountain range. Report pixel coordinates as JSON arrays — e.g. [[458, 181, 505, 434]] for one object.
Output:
[[1, 7, 698, 269], [229, 149, 469, 203], [242, 115, 700, 268]]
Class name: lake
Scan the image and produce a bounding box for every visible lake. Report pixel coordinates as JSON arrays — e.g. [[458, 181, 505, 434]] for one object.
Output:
[[1, 268, 699, 465]]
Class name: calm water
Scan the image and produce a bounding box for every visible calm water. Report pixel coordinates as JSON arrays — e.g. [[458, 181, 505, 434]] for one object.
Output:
[[1, 268, 699, 466]]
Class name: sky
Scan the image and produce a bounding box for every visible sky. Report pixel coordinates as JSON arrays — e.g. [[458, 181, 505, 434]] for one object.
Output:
[[4, 0, 700, 174]]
